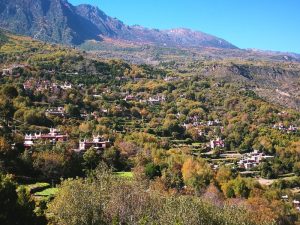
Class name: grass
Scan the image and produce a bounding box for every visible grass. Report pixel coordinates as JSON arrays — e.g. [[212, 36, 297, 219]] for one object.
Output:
[[114, 172, 133, 179], [278, 173, 295, 178], [34, 188, 58, 197], [191, 143, 202, 147], [20, 182, 57, 202], [26, 182, 50, 189], [23, 182, 51, 194]]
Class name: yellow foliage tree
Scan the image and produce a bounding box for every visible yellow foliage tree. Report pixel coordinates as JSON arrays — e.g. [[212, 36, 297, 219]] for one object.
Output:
[[181, 157, 213, 193]]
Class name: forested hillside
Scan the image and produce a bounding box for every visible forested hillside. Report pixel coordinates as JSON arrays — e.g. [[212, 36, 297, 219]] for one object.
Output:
[[0, 31, 300, 225], [82, 38, 300, 110]]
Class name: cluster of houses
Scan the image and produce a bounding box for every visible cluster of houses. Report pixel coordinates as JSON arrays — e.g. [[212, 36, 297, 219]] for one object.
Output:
[[1, 64, 27, 77], [207, 120, 221, 126], [147, 96, 166, 104], [164, 76, 179, 82], [45, 106, 107, 119], [181, 118, 225, 150], [92, 88, 111, 98], [23, 79, 73, 92], [45, 107, 66, 117], [238, 150, 274, 170], [24, 128, 69, 148], [182, 119, 222, 129], [210, 138, 225, 149], [80, 110, 108, 120], [75, 135, 111, 153], [123, 94, 166, 105], [24, 128, 110, 153], [294, 200, 300, 212], [124, 95, 136, 102], [273, 123, 298, 133]]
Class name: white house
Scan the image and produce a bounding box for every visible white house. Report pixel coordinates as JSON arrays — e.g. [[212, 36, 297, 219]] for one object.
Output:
[[210, 138, 225, 149], [238, 150, 274, 170], [77, 135, 110, 152]]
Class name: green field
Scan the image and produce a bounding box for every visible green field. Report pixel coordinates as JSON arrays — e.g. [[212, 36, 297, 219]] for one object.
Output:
[[20, 182, 58, 201], [34, 188, 58, 197], [114, 172, 134, 179]]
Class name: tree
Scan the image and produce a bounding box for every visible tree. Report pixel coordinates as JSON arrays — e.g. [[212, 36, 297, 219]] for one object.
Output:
[[216, 166, 233, 185], [48, 165, 284, 225], [245, 197, 292, 225], [24, 110, 52, 126], [140, 108, 149, 123], [0, 174, 18, 224], [259, 161, 277, 179], [222, 177, 251, 199], [233, 177, 250, 198], [0, 174, 42, 225], [293, 162, 300, 176], [79, 122, 95, 134], [221, 181, 236, 198], [83, 148, 99, 171], [103, 147, 121, 170], [64, 104, 80, 118], [181, 157, 213, 193], [98, 117, 111, 127], [202, 183, 225, 206], [48, 179, 106, 225], [130, 107, 141, 118], [32, 151, 65, 180], [162, 116, 183, 137], [17, 187, 44, 225], [0, 136, 10, 156], [0, 98, 15, 124], [1, 85, 18, 99], [145, 163, 161, 179], [48, 164, 113, 225]]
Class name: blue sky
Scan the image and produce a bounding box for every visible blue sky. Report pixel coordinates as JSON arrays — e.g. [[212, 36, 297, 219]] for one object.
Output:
[[69, 0, 300, 53]]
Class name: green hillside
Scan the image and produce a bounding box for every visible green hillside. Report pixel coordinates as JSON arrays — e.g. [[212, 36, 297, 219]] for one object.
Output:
[[0, 30, 300, 225]]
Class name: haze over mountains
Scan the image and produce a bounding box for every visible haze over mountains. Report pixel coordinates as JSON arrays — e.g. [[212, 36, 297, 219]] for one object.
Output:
[[0, 0, 236, 48]]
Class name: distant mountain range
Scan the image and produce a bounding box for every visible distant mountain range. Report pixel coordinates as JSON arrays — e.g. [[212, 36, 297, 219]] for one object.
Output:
[[0, 0, 237, 49]]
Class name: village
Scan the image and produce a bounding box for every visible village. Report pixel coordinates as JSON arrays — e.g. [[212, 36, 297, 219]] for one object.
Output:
[[20, 111, 277, 173], [19, 121, 300, 213], [24, 128, 110, 153], [1, 2, 300, 222], [0, 58, 300, 221]]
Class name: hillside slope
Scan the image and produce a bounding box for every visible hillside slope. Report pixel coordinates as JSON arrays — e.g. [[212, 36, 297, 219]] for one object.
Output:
[[0, 29, 299, 110]]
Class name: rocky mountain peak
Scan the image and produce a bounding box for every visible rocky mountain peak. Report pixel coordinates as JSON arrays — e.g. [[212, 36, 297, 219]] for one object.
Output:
[[0, 0, 237, 49]]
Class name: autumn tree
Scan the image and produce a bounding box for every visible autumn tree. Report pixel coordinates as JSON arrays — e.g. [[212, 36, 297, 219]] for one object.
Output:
[[216, 166, 233, 185], [181, 157, 213, 193], [0, 136, 10, 156], [32, 151, 65, 180]]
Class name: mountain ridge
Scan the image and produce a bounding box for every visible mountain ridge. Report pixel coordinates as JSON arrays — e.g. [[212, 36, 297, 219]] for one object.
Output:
[[0, 0, 237, 49]]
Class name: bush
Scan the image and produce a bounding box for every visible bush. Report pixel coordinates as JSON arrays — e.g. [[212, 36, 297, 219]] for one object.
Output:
[[145, 163, 161, 179]]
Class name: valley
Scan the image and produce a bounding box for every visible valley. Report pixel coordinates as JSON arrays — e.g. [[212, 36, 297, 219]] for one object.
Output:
[[0, 30, 300, 224], [0, 0, 300, 224]]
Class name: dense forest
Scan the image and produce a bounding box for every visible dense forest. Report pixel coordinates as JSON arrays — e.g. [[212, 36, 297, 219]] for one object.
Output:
[[0, 31, 300, 225]]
